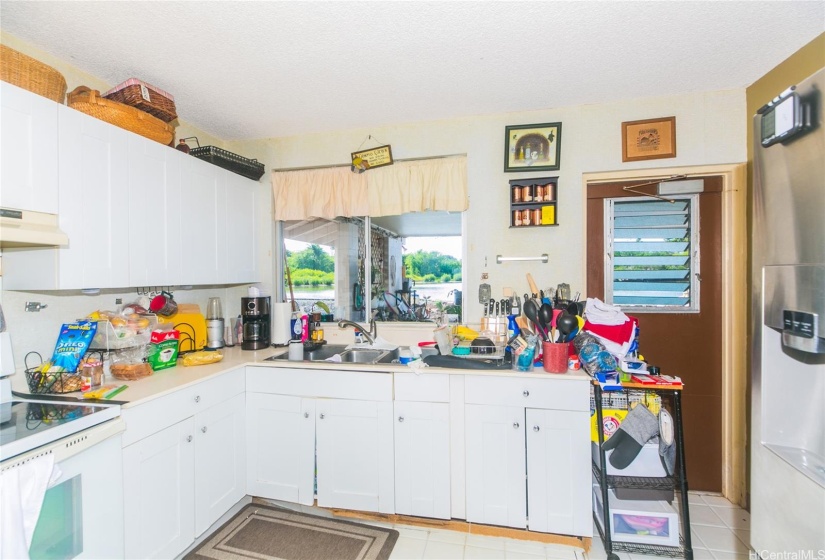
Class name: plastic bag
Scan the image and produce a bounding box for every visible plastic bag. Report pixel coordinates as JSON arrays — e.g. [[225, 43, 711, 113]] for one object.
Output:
[[572, 331, 618, 375], [182, 351, 223, 367], [50, 321, 98, 373]]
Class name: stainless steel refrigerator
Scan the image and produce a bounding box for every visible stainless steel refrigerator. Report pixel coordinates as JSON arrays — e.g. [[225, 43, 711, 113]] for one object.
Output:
[[751, 67, 825, 552]]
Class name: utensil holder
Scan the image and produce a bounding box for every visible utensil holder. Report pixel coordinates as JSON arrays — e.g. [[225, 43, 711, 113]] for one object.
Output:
[[542, 341, 569, 373]]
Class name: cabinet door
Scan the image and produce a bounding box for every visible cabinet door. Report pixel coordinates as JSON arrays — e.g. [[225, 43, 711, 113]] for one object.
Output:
[[246, 393, 315, 505], [223, 171, 258, 283], [526, 408, 591, 536], [394, 401, 451, 519], [194, 393, 246, 536], [57, 105, 130, 289], [316, 398, 395, 514], [0, 82, 58, 214], [180, 156, 227, 285], [123, 418, 195, 559], [465, 404, 526, 528], [128, 135, 182, 286]]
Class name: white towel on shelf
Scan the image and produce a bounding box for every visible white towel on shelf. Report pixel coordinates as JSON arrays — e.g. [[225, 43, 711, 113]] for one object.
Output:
[[584, 298, 629, 326], [0, 453, 59, 560]]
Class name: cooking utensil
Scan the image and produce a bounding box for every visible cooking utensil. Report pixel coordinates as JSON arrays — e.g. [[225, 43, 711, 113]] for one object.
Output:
[[556, 312, 577, 343], [523, 298, 545, 340], [527, 273, 540, 298], [539, 303, 554, 342]]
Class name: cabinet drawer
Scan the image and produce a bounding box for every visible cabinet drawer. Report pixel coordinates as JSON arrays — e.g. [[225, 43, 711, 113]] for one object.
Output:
[[122, 367, 244, 446], [394, 372, 450, 402], [247, 367, 392, 401], [464, 375, 588, 411]]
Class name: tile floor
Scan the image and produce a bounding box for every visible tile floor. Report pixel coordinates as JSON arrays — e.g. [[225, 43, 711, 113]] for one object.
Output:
[[267, 491, 751, 560], [381, 492, 751, 560]]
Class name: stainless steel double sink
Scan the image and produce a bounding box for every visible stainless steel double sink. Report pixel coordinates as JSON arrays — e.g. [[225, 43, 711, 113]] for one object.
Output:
[[265, 344, 399, 365]]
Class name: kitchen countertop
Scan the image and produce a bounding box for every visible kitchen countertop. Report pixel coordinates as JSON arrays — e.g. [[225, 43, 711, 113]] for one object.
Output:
[[13, 345, 591, 409]]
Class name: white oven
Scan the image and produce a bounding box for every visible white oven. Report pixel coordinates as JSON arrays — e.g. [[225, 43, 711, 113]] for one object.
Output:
[[1, 399, 125, 559]]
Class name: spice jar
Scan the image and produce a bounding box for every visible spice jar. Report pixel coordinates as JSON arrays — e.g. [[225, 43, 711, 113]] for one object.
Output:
[[513, 210, 522, 226], [522, 209, 532, 226], [80, 359, 104, 393], [533, 208, 542, 225], [513, 187, 522, 203], [522, 185, 533, 202], [535, 185, 544, 200]]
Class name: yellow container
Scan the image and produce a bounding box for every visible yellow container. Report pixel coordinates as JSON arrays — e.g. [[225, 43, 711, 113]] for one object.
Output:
[[590, 408, 628, 442], [157, 305, 206, 352]]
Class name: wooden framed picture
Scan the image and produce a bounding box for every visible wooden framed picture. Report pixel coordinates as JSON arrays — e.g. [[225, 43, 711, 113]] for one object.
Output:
[[621, 116, 676, 162], [504, 122, 562, 172]]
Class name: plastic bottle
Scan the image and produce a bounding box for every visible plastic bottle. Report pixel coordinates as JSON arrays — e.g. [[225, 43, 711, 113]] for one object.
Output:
[[507, 314, 520, 339], [300, 314, 309, 343]]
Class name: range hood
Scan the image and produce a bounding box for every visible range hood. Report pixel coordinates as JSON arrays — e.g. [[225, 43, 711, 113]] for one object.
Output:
[[0, 208, 69, 248]]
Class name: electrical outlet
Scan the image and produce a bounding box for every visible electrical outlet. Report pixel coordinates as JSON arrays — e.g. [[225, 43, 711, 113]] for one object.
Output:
[[115, 298, 123, 305]]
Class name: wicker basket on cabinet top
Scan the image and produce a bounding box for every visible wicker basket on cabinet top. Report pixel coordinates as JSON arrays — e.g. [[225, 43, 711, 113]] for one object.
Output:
[[0, 44, 68, 103], [103, 78, 177, 123], [67, 86, 175, 146]]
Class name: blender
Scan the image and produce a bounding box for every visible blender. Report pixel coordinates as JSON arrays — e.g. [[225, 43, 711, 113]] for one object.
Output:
[[205, 297, 225, 350]]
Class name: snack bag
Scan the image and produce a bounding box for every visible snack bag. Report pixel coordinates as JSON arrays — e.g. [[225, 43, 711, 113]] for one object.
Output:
[[50, 321, 98, 373]]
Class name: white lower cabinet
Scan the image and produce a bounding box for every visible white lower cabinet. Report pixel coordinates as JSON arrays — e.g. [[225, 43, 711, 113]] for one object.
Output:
[[245, 366, 396, 515], [316, 398, 395, 514], [122, 370, 246, 559], [393, 401, 451, 519], [194, 393, 247, 535], [465, 404, 528, 528], [526, 408, 591, 536], [246, 391, 395, 514], [463, 375, 592, 536], [246, 393, 316, 505], [123, 418, 195, 559]]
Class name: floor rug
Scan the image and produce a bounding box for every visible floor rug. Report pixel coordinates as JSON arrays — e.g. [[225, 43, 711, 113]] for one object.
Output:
[[185, 503, 399, 560]]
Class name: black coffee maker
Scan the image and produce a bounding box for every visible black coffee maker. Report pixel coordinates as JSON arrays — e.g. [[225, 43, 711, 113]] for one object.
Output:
[[241, 296, 271, 350]]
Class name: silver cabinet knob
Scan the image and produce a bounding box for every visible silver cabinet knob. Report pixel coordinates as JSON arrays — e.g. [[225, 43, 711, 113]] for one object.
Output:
[[513, 422, 520, 429], [194, 395, 201, 403], [201, 426, 208, 433], [533, 426, 540, 432], [319, 413, 325, 419], [186, 435, 193, 443], [398, 416, 405, 423], [522, 390, 529, 397], [304, 412, 309, 418]]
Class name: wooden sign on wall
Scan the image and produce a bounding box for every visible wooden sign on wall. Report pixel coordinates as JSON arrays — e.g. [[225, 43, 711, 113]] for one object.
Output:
[[351, 145, 394, 171]]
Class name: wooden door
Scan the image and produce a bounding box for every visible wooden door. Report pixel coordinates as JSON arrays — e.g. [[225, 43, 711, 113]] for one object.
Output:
[[586, 176, 723, 491], [245, 393, 315, 505], [464, 404, 527, 528], [193, 393, 246, 536], [122, 418, 195, 559], [316, 398, 395, 514], [393, 401, 451, 519]]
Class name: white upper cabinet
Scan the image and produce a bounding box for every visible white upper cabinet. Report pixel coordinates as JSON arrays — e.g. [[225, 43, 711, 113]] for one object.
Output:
[[180, 155, 228, 286], [57, 104, 131, 289], [223, 171, 258, 284], [128, 136, 182, 287], [0, 82, 59, 214]]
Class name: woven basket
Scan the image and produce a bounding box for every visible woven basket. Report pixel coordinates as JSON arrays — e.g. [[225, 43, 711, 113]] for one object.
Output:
[[67, 86, 175, 146], [104, 78, 177, 123], [1, 44, 67, 103]]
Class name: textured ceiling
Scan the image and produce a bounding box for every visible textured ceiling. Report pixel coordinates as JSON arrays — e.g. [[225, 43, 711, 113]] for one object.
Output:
[[1, 1, 823, 141]]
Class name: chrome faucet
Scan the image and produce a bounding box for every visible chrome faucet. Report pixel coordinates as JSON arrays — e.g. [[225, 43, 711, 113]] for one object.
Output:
[[337, 318, 376, 345]]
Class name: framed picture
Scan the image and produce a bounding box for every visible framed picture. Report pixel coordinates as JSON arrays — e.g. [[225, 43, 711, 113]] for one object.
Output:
[[621, 116, 676, 162], [504, 122, 562, 172]]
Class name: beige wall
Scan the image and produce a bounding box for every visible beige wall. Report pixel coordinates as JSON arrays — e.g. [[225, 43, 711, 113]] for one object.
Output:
[[228, 89, 747, 327]]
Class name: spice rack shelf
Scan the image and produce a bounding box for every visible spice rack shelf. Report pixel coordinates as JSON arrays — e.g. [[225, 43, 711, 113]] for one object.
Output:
[[509, 176, 558, 228]]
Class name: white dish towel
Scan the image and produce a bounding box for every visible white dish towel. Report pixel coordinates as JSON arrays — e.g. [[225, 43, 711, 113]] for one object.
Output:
[[0, 453, 60, 560]]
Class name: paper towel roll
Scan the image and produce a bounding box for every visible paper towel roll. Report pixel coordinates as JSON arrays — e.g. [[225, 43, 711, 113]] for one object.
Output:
[[272, 303, 293, 345]]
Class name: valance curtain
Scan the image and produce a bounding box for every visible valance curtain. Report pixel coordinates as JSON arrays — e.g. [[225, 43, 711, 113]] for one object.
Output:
[[271, 155, 467, 220]]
